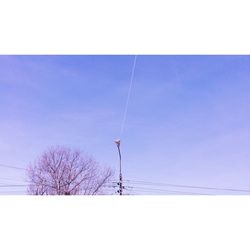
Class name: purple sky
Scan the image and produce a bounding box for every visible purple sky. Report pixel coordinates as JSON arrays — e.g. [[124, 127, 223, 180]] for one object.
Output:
[[0, 55, 250, 195]]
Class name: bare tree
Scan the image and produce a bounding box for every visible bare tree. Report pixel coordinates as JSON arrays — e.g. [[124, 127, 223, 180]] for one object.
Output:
[[27, 146, 113, 195]]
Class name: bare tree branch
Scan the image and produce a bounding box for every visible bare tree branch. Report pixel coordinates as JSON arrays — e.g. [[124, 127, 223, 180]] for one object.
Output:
[[27, 146, 113, 195]]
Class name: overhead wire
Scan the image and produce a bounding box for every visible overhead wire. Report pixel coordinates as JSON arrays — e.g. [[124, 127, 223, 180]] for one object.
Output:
[[0, 184, 27, 187], [0, 163, 26, 170], [123, 179, 250, 194], [105, 182, 210, 195], [107, 179, 250, 194], [0, 177, 26, 181], [125, 186, 210, 195]]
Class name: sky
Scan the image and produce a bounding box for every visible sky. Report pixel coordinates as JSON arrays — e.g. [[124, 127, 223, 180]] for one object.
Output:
[[0, 55, 250, 195]]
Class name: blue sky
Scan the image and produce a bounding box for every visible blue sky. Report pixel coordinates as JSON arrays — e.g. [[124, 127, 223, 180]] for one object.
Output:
[[0, 55, 250, 194]]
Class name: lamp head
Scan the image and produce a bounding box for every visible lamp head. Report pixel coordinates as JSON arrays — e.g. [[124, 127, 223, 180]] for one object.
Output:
[[114, 139, 121, 147]]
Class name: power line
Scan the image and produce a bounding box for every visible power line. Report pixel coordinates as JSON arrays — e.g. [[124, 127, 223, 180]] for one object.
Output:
[[105, 184, 210, 195], [125, 186, 211, 195], [0, 191, 27, 194], [0, 177, 26, 181], [0, 163, 26, 170], [128, 188, 209, 195], [0, 184, 27, 187], [0, 182, 29, 186], [123, 179, 250, 194]]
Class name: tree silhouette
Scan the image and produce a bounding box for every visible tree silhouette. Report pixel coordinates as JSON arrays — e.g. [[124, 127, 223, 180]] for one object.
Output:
[[27, 146, 112, 195]]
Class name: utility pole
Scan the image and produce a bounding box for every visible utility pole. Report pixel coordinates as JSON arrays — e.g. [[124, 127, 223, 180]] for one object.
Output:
[[114, 139, 123, 195]]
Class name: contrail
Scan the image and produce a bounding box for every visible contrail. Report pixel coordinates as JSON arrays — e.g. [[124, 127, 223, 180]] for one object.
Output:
[[120, 55, 137, 136]]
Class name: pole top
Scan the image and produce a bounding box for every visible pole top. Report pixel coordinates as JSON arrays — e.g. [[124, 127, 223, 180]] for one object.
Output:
[[114, 139, 121, 147]]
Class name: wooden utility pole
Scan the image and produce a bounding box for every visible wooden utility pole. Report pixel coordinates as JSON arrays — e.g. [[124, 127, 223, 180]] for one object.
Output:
[[114, 139, 123, 195]]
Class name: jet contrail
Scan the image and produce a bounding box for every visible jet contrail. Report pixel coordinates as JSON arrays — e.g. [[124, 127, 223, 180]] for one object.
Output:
[[120, 55, 137, 136]]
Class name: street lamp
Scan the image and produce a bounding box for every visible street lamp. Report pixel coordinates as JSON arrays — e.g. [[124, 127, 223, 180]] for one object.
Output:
[[114, 139, 123, 195]]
